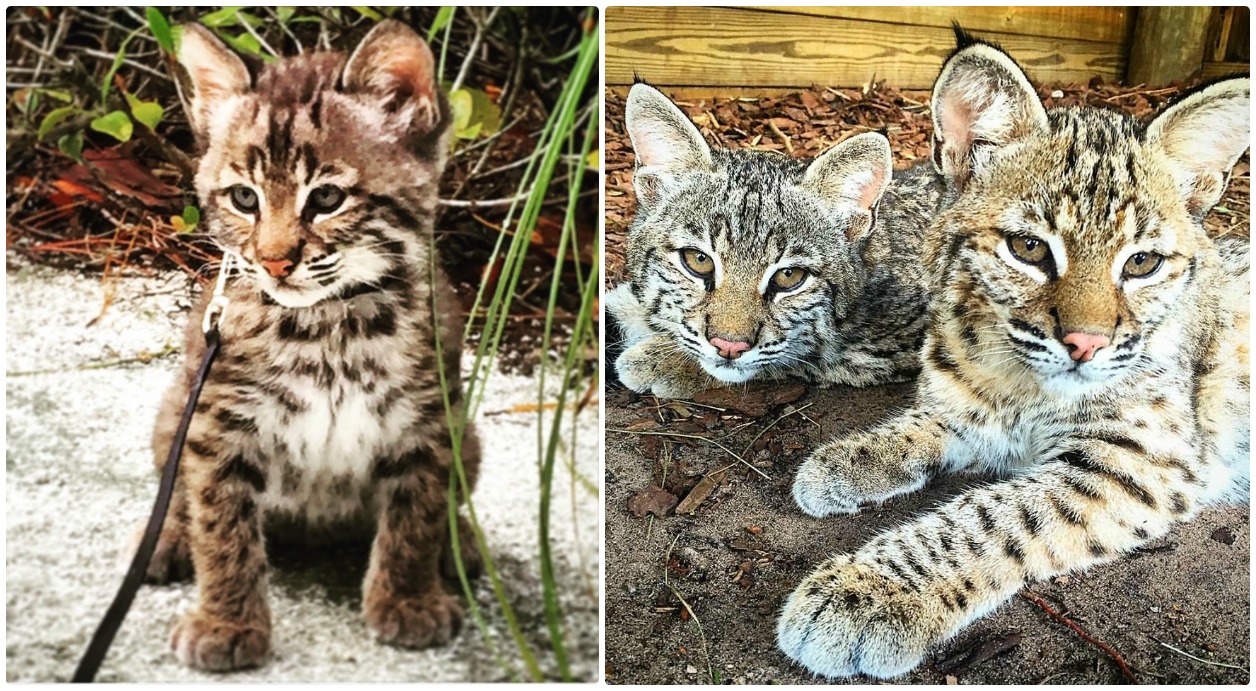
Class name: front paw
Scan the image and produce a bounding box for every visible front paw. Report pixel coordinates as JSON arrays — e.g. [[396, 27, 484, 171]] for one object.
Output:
[[777, 556, 931, 679], [365, 590, 463, 649], [171, 611, 271, 671], [792, 444, 865, 517], [615, 339, 708, 399]]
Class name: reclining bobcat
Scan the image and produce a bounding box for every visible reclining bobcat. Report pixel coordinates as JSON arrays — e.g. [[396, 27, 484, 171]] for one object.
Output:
[[778, 35, 1250, 678], [607, 83, 943, 398], [148, 21, 479, 670]]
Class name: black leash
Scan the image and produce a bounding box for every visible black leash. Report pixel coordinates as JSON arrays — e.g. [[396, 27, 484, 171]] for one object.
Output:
[[73, 257, 234, 683], [72, 326, 221, 683]]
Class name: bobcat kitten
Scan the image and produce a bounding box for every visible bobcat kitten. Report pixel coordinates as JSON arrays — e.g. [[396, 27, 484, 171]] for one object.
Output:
[[147, 21, 480, 670], [607, 83, 943, 398], [779, 35, 1250, 678]]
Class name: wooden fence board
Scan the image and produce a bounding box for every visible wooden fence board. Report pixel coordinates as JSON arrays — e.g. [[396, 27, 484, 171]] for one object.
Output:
[[1201, 60, 1251, 78], [749, 6, 1132, 44], [606, 6, 1127, 89]]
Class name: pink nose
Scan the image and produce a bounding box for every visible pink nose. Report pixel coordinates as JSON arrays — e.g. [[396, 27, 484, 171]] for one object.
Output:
[[709, 337, 752, 360], [1062, 332, 1111, 363]]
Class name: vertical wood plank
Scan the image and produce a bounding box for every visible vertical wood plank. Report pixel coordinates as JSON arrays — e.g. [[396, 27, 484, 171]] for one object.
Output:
[[1127, 7, 1212, 85]]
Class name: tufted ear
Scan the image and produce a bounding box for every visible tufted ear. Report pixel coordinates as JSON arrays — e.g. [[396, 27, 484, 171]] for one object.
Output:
[[342, 20, 441, 136], [930, 31, 1048, 189], [177, 23, 251, 141], [625, 82, 713, 205], [1146, 77, 1250, 220], [800, 132, 893, 244]]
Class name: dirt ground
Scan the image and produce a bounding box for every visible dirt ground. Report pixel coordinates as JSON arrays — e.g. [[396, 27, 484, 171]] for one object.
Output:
[[603, 381, 1250, 684]]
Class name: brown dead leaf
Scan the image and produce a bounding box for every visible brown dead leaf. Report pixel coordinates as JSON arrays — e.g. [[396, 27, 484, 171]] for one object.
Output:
[[675, 470, 726, 515], [627, 485, 677, 518]]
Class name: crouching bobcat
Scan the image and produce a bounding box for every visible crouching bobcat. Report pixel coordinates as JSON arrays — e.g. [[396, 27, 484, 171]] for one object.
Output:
[[147, 21, 480, 671], [779, 34, 1250, 678]]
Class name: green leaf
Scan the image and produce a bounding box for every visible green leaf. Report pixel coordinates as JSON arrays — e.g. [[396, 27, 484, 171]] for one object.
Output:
[[448, 88, 472, 134], [146, 7, 174, 53], [39, 88, 73, 103], [90, 110, 134, 142], [352, 6, 383, 21], [219, 31, 267, 60], [57, 131, 84, 162], [276, 6, 295, 23], [181, 205, 200, 232], [427, 6, 455, 41], [100, 28, 142, 105], [132, 101, 164, 130], [39, 106, 81, 141], [199, 6, 244, 28], [448, 87, 502, 141]]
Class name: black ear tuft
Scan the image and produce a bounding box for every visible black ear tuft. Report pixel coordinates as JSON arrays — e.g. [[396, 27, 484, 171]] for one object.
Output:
[[950, 23, 1007, 56], [633, 72, 648, 86], [952, 22, 979, 49]]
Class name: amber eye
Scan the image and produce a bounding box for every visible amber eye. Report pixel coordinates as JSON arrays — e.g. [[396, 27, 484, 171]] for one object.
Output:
[[308, 185, 346, 215], [679, 248, 715, 278], [229, 185, 259, 214], [770, 267, 807, 292], [1122, 252, 1164, 279], [1007, 235, 1050, 265]]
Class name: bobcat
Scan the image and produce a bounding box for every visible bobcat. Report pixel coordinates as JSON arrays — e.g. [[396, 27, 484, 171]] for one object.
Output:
[[606, 83, 943, 399], [147, 21, 479, 670], [778, 35, 1250, 678]]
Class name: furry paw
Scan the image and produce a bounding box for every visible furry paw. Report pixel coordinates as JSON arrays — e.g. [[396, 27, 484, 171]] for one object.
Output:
[[366, 590, 463, 649], [616, 337, 712, 399], [792, 436, 927, 518], [791, 444, 867, 517], [777, 556, 931, 679], [171, 611, 271, 671]]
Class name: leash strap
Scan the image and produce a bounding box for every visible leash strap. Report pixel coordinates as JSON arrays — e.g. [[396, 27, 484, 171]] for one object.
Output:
[[71, 327, 221, 682], [73, 256, 234, 683]]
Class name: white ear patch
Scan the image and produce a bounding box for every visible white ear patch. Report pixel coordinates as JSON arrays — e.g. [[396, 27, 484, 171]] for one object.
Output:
[[930, 42, 1049, 183], [1146, 78, 1251, 218], [625, 83, 713, 172], [801, 132, 892, 212]]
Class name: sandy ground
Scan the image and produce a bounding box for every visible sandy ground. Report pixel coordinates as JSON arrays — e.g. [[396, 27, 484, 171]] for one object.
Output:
[[5, 263, 599, 682], [604, 382, 1250, 685]]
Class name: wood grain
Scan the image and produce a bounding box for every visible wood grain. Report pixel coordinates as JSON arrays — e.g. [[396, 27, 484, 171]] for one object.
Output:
[[1127, 7, 1212, 86], [1200, 60, 1251, 79], [749, 6, 1133, 44], [606, 6, 1127, 90]]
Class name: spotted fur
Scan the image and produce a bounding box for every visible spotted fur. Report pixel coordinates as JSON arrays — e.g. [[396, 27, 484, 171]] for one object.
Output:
[[607, 83, 944, 398], [780, 34, 1250, 679], [148, 21, 480, 671]]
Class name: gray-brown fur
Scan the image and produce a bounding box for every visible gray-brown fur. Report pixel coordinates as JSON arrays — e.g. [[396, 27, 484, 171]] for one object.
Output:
[[148, 21, 479, 671], [780, 34, 1250, 679], [607, 83, 944, 398]]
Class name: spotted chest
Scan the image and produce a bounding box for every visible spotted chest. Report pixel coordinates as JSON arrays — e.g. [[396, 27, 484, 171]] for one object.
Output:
[[215, 290, 446, 524]]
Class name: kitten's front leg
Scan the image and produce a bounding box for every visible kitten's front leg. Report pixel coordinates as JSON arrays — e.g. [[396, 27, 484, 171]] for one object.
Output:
[[616, 334, 721, 399], [364, 447, 463, 649], [779, 438, 1192, 679], [172, 447, 272, 671], [793, 409, 949, 517]]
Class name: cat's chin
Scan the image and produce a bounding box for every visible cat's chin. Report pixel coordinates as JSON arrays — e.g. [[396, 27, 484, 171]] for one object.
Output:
[[261, 283, 338, 309], [699, 359, 759, 385]]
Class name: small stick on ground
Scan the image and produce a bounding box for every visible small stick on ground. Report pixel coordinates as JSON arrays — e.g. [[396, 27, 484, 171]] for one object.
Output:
[[1151, 637, 1250, 675], [1019, 590, 1137, 684], [663, 535, 719, 684], [768, 119, 792, 154], [739, 402, 814, 458], [608, 428, 769, 479]]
